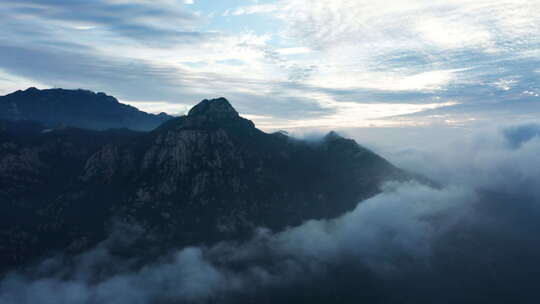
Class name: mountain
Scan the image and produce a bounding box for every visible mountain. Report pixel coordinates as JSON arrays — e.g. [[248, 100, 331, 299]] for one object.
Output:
[[0, 96, 412, 272], [0, 87, 174, 131]]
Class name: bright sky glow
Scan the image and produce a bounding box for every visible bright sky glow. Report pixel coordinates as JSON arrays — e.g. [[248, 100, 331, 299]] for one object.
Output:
[[1, 0, 539, 130]]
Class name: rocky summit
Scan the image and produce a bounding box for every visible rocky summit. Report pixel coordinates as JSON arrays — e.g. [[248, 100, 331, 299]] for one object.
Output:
[[0, 96, 412, 272]]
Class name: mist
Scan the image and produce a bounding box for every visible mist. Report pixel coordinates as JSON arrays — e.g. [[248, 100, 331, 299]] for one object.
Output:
[[2, 122, 540, 304]]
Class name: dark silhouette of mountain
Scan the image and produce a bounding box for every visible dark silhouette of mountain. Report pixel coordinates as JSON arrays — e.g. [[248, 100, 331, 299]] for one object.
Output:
[[0, 87, 174, 131], [0, 96, 413, 272]]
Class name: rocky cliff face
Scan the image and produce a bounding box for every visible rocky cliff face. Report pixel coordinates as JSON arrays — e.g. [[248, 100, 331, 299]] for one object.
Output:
[[0, 87, 173, 131], [0, 97, 411, 272]]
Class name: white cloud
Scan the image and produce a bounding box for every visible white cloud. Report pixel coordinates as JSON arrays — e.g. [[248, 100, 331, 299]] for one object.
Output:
[[275, 47, 312, 55], [271, 0, 540, 51], [230, 3, 278, 16], [492, 78, 518, 91], [414, 17, 493, 50]]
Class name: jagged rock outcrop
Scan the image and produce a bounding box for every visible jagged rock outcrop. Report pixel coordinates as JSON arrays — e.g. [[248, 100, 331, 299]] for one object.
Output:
[[0, 87, 174, 131], [0, 97, 411, 272]]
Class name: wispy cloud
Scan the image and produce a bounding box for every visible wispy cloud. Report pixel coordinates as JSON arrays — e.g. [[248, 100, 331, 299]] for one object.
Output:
[[1, 0, 203, 45], [224, 0, 540, 127], [225, 3, 278, 16]]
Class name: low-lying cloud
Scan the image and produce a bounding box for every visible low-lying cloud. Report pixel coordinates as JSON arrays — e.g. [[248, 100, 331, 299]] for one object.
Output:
[[2, 123, 540, 303]]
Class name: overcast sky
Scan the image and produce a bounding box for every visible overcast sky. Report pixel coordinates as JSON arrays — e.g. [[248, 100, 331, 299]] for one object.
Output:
[[1, 0, 539, 130]]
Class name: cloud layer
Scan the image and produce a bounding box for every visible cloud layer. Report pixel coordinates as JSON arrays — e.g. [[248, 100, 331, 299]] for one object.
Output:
[[1, 0, 539, 128]]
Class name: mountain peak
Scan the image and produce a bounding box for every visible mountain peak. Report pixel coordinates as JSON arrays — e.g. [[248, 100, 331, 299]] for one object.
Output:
[[25, 87, 40, 92], [324, 131, 343, 141], [188, 97, 238, 119]]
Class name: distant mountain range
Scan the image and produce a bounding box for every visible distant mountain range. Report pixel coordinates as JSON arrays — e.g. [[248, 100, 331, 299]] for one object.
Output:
[[0, 87, 174, 131], [0, 90, 414, 272]]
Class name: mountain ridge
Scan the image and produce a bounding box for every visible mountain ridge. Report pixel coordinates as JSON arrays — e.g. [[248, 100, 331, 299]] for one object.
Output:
[[0, 87, 174, 131], [0, 93, 413, 273]]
